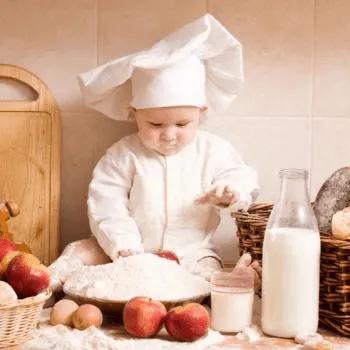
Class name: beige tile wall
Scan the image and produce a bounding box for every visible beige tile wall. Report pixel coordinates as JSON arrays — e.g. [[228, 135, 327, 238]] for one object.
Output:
[[1, 0, 349, 262]]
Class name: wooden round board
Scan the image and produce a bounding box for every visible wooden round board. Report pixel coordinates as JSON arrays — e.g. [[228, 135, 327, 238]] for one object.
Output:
[[63, 289, 210, 316]]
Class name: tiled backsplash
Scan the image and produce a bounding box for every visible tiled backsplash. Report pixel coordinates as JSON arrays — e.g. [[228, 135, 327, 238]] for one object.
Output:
[[1, 0, 349, 262]]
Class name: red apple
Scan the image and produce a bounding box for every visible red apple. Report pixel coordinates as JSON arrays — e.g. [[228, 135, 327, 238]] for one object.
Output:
[[5, 252, 50, 297], [0, 251, 20, 278], [164, 303, 210, 342], [123, 296, 167, 338], [153, 250, 180, 264], [0, 237, 17, 261]]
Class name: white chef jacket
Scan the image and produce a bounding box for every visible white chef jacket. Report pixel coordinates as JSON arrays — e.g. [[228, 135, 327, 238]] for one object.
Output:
[[88, 130, 259, 271]]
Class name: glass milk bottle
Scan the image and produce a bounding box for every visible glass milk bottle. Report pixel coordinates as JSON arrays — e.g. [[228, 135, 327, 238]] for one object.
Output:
[[261, 169, 321, 338]]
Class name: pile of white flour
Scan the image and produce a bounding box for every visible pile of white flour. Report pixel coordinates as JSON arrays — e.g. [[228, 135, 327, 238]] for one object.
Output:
[[21, 324, 225, 350], [63, 254, 210, 301]]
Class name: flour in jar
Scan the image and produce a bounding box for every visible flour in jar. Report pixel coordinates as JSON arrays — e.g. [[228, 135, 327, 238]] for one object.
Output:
[[63, 254, 210, 301]]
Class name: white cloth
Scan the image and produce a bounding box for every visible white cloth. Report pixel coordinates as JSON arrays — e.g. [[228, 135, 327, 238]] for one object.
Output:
[[78, 14, 243, 121], [88, 130, 259, 271]]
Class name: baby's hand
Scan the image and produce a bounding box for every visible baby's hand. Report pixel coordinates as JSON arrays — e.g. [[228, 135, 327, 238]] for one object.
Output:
[[113, 249, 142, 260], [234, 253, 262, 289], [195, 184, 239, 208], [192, 257, 222, 282]]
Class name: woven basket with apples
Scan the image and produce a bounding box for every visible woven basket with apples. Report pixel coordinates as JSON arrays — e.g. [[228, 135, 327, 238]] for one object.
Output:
[[0, 236, 52, 348]]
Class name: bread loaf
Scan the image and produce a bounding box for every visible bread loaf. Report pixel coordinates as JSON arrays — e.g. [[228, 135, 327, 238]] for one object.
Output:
[[313, 167, 350, 233], [0, 280, 17, 304], [332, 207, 350, 240]]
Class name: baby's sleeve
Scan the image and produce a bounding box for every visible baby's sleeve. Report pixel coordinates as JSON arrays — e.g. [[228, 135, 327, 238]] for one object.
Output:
[[87, 143, 143, 260], [212, 139, 260, 212]]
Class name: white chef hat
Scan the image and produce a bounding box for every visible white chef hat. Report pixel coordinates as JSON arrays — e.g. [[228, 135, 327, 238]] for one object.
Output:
[[78, 14, 244, 121]]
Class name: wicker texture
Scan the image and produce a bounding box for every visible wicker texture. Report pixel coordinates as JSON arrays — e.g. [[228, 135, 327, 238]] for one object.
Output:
[[233, 202, 273, 265], [232, 203, 350, 337], [319, 234, 350, 336], [0, 289, 51, 348]]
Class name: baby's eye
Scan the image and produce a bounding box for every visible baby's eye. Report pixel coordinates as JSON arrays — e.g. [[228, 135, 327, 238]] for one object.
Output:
[[149, 122, 162, 127], [176, 122, 189, 127]]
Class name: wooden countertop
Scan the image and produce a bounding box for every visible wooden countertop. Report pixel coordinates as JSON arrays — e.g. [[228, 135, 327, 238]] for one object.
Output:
[[11, 322, 350, 350], [100, 321, 350, 349], [8, 298, 350, 350], [10, 306, 349, 350]]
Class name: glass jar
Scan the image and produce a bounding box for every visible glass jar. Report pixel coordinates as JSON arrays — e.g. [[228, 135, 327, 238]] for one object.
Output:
[[261, 169, 321, 338], [211, 269, 254, 333]]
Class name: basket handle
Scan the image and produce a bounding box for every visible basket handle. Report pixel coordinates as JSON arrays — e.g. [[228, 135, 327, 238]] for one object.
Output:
[[248, 202, 273, 211]]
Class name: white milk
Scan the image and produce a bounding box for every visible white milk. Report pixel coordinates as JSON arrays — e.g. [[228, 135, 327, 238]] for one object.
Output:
[[261, 228, 320, 338], [211, 288, 254, 333]]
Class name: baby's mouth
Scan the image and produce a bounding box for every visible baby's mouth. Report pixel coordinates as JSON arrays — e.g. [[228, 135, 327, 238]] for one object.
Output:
[[161, 143, 178, 149]]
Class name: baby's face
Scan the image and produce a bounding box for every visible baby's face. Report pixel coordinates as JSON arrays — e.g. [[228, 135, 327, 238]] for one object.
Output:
[[134, 106, 201, 156]]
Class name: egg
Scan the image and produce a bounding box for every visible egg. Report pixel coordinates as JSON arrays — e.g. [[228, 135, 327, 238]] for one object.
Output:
[[0, 280, 17, 304], [49, 299, 79, 327], [72, 304, 103, 330]]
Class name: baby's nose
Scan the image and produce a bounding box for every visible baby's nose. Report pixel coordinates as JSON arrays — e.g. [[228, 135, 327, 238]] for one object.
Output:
[[160, 128, 176, 141]]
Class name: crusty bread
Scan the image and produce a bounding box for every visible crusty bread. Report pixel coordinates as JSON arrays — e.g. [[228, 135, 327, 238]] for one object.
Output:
[[313, 167, 350, 233], [332, 207, 350, 240]]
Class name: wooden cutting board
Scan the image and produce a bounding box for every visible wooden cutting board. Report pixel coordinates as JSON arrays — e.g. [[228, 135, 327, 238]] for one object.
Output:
[[0, 64, 61, 265]]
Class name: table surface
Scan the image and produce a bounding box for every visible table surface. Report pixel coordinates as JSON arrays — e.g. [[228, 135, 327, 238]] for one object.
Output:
[[8, 298, 350, 349], [101, 321, 350, 349], [10, 322, 350, 350]]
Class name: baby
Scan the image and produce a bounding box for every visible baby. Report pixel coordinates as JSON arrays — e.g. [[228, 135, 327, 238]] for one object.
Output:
[[49, 14, 260, 292]]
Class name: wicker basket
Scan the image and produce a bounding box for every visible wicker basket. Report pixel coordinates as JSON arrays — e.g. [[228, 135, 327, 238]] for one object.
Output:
[[0, 289, 51, 348], [232, 202, 350, 337]]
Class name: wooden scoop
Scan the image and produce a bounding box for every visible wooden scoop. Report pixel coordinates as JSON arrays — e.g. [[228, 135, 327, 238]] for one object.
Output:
[[0, 201, 32, 253]]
